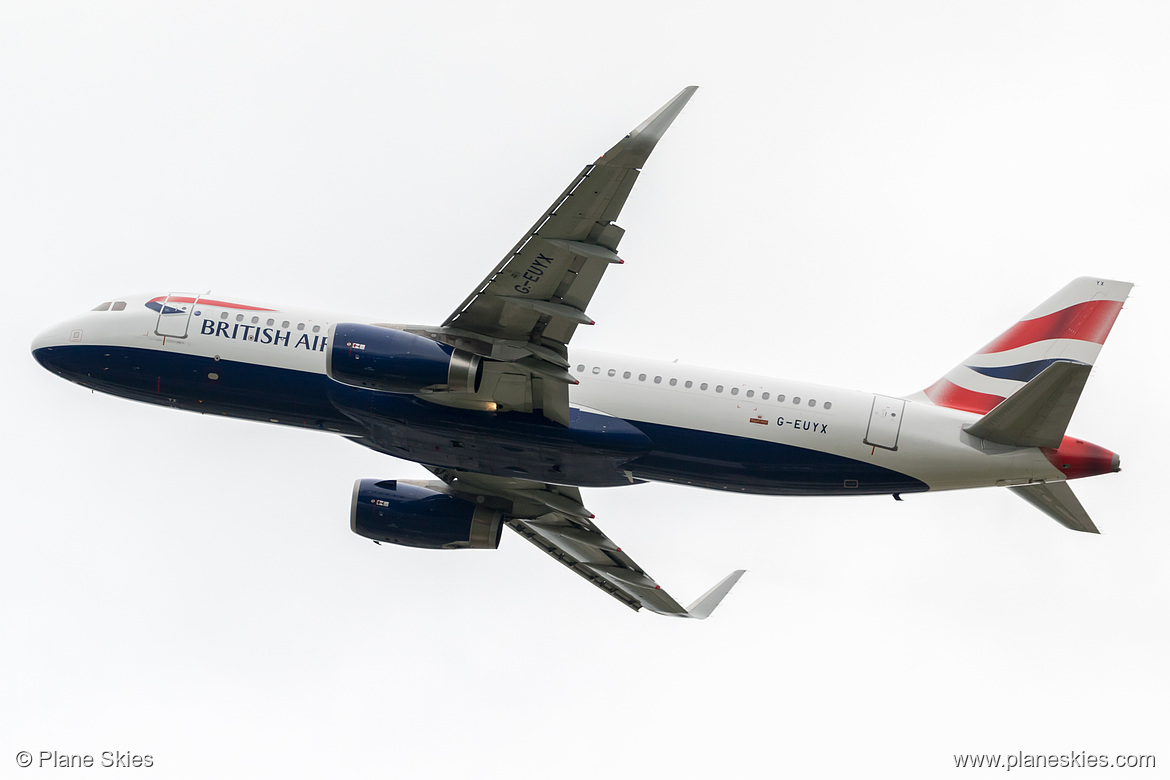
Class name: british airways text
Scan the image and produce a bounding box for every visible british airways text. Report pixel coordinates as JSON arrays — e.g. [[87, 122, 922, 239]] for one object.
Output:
[[199, 319, 328, 351]]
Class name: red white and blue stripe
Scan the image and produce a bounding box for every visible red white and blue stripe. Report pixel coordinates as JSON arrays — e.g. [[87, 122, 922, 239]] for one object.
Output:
[[913, 277, 1132, 415]]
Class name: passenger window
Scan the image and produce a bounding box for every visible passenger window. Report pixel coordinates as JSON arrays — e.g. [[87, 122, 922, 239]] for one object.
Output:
[[716, 385, 724, 393], [654, 376, 662, 384], [267, 319, 275, 326], [824, 401, 833, 410], [623, 371, 631, 379], [297, 323, 305, 331], [777, 394, 786, 403], [607, 369, 616, 377], [312, 325, 321, 333], [762, 392, 770, 400], [236, 314, 244, 322], [669, 378, 677, 386], [251, 316, 259, 324], [746, 389, 754, 398], [220, 311, 229, 319], [638, 374, 646, 381], [282, 321, 290, 329], [592, 366, 601, 374], [576, 364, 584, 372], [793, 397, 801, 405], [684, 380, 693, 389], [700, 383, 708, 391], [809, 399, 816, 407], [731, 387, 739, 395]]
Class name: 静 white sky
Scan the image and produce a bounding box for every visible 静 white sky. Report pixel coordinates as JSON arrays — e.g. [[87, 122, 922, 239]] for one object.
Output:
[[2, 3, 1167, 778]]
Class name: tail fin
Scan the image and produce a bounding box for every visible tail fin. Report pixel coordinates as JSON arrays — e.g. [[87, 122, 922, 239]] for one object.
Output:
[[909, 277, 1133, 417], [910, 277, 1132, 534]]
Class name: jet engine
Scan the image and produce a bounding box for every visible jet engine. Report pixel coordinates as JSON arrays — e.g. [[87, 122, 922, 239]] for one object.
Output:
[[328, 323, 482, 394], [350, 479, 503, 549]]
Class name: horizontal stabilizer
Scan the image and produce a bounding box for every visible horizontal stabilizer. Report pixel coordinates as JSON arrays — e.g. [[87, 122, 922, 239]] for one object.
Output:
[[1009, 481, 1100, 534], [965, 361, 1091, 447]]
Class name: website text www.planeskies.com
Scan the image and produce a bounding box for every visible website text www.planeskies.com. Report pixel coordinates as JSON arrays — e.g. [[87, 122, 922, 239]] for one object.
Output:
[[954, 751, 1155, 771]]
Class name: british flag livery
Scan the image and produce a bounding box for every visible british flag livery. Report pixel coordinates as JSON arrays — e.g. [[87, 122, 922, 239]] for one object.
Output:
[[912, 277, 1133, 415]]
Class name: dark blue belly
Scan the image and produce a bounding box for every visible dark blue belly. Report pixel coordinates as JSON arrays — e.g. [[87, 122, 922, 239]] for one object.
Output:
[[33, 345, 928, 495]]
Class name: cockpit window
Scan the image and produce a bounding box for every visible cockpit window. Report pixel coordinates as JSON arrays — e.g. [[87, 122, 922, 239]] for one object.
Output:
[[92, 302, 111, 311], [111, 301, 126, 311]]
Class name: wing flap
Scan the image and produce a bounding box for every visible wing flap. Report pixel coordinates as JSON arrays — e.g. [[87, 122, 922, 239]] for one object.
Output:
[[507, 518, 643, 612]]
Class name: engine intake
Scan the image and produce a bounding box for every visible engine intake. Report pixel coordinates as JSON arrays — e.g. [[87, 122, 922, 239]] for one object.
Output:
[[328, 323, 482, 394], [350, 479, 503, 550]]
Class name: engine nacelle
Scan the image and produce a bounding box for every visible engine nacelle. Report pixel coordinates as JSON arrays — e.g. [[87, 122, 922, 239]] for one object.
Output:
[[327, 323, 482, 394], [350, 479, 503, 550]]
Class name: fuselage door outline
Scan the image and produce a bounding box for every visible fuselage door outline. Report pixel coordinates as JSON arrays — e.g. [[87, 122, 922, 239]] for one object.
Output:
[[864, 395, 905, 451], [154, 293, 200, 339]]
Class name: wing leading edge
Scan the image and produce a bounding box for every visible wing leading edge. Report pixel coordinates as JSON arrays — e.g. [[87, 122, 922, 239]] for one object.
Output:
[[427, 467, 745, 618]]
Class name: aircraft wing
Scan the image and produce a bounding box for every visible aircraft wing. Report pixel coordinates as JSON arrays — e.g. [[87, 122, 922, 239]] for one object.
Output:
[[411, 87, 698, 425], [426, 466, 744, 618]]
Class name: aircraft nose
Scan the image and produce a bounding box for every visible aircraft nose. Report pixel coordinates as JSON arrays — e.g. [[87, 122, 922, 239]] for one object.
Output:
[[31, 320, 78, 349], [30, 322, 81, 373], [32, 325, 62, 354]]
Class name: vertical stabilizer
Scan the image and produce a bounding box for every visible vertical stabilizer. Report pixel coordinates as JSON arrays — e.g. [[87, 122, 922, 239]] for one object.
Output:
[[908, 277, 1132, 414]]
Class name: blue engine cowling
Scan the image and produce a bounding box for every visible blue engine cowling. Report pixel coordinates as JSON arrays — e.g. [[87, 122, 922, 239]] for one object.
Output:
[[327, 323, 482, 394], [350, 479, 503, 549]]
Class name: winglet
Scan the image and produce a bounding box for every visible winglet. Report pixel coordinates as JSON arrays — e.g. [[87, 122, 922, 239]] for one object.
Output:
[[681, 569, 747, 619], [599, 86, 698, 169]]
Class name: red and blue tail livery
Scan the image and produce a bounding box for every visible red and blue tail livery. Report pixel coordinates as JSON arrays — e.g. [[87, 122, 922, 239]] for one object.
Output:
[[30, 88, 1132, 617], [915, 278, 1131, 415]]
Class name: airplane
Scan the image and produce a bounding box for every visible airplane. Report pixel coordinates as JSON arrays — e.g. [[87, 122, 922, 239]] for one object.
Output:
[[30, 86, 1132, 619]]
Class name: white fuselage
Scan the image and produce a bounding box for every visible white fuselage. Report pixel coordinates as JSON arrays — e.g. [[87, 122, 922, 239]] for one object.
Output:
[[32, 291, 1068, 495]]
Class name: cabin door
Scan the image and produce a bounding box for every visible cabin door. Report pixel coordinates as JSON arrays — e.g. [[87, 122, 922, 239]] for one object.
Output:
[[154, 293, 199, 338], [864, 395, 905, 451]]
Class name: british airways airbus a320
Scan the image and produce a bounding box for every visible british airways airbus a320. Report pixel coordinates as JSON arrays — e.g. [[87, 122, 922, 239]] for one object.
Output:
[[31, 87, 1131, 618]]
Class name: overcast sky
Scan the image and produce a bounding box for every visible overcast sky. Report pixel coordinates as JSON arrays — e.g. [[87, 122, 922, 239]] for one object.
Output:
[[3, 2, 1167, 778]]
